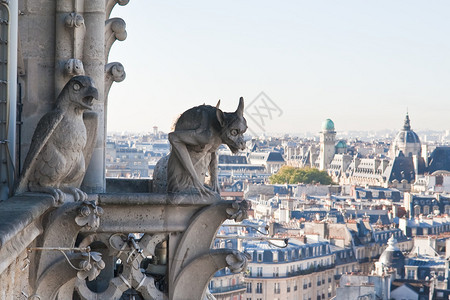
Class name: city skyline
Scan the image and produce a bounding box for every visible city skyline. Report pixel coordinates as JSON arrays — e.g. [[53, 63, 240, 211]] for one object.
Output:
[[107, 1, 450, 134]]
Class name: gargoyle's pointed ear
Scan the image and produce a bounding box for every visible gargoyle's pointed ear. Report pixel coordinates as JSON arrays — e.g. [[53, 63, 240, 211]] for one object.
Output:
[[236, 97, 244, 117], [216, 107, 225, 127], [216, 100, 221, 108]]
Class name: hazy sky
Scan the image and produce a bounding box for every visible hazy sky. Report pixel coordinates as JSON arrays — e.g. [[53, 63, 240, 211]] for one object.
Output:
[[108, 1, 450, 135]]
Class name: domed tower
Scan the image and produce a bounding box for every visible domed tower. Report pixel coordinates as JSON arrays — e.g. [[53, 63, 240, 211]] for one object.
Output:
[[375, 235, 405, 278], [390, 114, 421, 158], [335, 140, 347, 154], [319, 119, 336, 170]]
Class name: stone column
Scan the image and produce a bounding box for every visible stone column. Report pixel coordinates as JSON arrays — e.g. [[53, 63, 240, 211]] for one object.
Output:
[[55, 0, 86, 92], [55, 0, 74, 93], [81, 0, 105, 193]]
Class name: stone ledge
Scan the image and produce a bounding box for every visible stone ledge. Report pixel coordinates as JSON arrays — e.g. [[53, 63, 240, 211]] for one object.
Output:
[[97, 192, 221, 206], [0, 194, 55, 248], [87, 193, 222, 233]]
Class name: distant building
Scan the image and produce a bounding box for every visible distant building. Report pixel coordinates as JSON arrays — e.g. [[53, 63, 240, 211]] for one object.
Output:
[[427, 147, 450, 174], [399, 215, 450, 237], [209, 268, 246, 300], [404, 256, 449, 289], [335, 273, 392, 300], [318, 119, 337, 171], [323, 114, 427, 191], [374, 236, 405, 278], [412, 171, 450, 193], [403, 193, 450, 219], [248, 151, 286, 174], [106, 147, 149, 178], [390, 280, 433, 300], [243, 238, 336, 300], [389, 113, 422, 159]]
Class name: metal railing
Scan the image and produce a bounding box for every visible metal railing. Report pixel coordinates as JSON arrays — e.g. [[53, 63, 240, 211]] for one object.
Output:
[[210, 283, 246, 294]]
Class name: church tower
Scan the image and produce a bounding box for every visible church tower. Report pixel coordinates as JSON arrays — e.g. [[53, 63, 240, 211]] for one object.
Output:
[[390, 113, 421, 158], [319, 119, 336, 170]]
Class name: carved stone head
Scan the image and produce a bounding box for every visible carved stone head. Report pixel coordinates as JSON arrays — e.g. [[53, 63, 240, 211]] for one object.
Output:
[[216, 97, 247, 153], [58, 76, 99, 112]]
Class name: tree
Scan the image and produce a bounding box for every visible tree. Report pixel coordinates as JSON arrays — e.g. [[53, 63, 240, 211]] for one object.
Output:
[[269, 166, 333, 185]]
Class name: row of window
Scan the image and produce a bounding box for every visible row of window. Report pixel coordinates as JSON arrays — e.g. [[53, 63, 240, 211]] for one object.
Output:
[[246, 276, 331, 294], [246, 282, 263, 293], [406, 268, 445, 280], [249, 257, 333, 277], [413, 204, 449, 216], [374, 230, 403, 242], [253, 244, 330, 263]]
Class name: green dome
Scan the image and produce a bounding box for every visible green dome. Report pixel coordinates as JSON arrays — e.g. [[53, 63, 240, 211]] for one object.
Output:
[[335, 140, 347, 148], [322, 119, 335, 131]]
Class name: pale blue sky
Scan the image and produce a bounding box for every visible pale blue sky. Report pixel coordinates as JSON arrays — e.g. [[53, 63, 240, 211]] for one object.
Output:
[[108, 1, 450, 135]]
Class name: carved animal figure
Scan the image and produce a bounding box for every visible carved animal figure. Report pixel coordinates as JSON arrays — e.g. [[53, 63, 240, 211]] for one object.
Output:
[[160, 98, 247, 195], [16, 76, 98, 202]]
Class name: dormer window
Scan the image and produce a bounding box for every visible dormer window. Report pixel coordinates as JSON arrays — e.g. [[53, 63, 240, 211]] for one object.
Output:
[[273, 251, 278, 262], [257, 252, 263, 262]]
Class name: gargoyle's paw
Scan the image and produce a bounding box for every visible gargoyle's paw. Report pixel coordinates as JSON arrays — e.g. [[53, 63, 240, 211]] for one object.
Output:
[[53, 188, 65, 204], [79, 190, 88, 201], [28, 186, 64, 204], [72, 189, 81, 201], [62, 187, 87, 201]]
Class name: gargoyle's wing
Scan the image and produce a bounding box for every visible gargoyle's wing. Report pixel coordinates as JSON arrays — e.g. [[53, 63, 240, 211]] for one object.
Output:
[[73, 111, 98, 187], [15, 110, 64, 194]]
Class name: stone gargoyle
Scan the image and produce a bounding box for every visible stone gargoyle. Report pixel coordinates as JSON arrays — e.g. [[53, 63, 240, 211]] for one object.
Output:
[[16, 76, 98, 203], [154, 98, 247, 195]]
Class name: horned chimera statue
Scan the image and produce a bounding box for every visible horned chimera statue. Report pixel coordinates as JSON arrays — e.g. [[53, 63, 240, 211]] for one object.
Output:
[[154, 97, 247, 195]]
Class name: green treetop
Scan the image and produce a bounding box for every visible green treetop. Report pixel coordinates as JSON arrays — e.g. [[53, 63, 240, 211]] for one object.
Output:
[[269, 166, 333, 185]]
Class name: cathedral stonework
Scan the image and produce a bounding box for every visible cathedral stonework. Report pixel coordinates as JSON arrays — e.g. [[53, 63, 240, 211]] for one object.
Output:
[[0, 1, 249, 299]]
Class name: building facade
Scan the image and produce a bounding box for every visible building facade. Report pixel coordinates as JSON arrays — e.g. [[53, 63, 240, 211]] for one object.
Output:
[[244, 238, 336, 300]]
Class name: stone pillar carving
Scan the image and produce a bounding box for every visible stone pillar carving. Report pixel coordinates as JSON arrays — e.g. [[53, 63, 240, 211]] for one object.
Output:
[[105, 62, 126, 96], [81, 0, 128, 193], [28, 199, 105, 300], [80, 0, 106, 193], [169, 200, 249, 299], [104, 62, 126, 139], [73, 233, 165, 299], [105, 0, 130, 19], [105, 17, 127, 63], [55, 0, 86, 93]]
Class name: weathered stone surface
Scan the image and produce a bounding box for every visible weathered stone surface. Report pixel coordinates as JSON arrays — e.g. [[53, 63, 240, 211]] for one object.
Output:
[[169, 200, 250, 300], [16, 76, 99, 203], [5, 2, 250, 299], [105, 0, 130, 19], [105, 62, 126, 97], [105, 18, 127, 63], [172, 249, 250, 300], [92, 193, 220, 233], [1, 192, 248, 299], [0, 249, 31, 300], [154, 99, 247, 196], [80, 0, 107, 194], [0, 195, 54, 248], [0, 198, 55, 278]]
